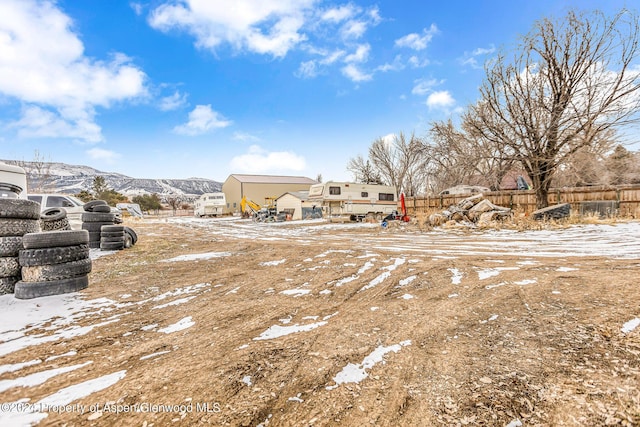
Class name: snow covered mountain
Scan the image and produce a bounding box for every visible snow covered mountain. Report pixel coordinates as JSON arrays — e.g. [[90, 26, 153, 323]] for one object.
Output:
[[1, 160, 222, 199]]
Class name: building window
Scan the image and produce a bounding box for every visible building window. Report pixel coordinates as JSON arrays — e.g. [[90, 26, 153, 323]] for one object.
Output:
[[379, 193, 394, 201], [361, 192, 368, 197], [329, 186, 341, 195]]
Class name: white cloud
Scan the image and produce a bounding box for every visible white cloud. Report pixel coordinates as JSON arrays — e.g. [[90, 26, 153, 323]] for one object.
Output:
[[473, 45, 496, 56], [341, 64, 372, 82], [233, 132, 261, 142], [148, 1, 381, 82], [321, 49, 346, 65], [382, 133, 396, 148], [408, 55, 430, 68], [341, 20, 367, 39], [159, 91, 188, 111], [149, 0, 315, 58], [295, 60, 318, 79], [9, 106, 103, 142], [395, 24, 439, 51], [321, 5, 356, 23], [376, 55, 405, 72], [460, 44, 496, 69], [173, 105, 232, 136], [367, 6, 382, 25], [230, 145, 306, 173], [130, 2, 143, 16], [426, 91, 455, 110], [344, 44, 370, 63], [86, 147, 121, 163], [411, 78, 443, 96], [0, 0, 148, 142]]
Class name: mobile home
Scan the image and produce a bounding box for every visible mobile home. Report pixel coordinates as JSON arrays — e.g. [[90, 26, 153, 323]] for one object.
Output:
[[308, 181, 397, 221], [194, 192, 226, 217]]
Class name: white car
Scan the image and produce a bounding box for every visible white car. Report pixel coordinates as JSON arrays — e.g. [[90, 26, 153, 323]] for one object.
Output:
[[438, 185, 491, 196], [27, 194, 120, 230]]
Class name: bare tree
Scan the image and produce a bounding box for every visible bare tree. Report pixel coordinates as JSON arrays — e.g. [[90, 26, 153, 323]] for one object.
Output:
[[367, 132, 427, 195], [468, 9, 640, 208], [165, 194, 183, 215], [13, 150, 53, 192], [346, 155, 382, 184]]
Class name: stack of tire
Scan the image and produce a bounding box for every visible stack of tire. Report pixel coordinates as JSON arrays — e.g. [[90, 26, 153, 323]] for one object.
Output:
[[14, 230, 91, 299], [0, 199, 41, 295], [40, 207, 72, 231], [81, 200, 118, 249], [99, 224, 138, 251]]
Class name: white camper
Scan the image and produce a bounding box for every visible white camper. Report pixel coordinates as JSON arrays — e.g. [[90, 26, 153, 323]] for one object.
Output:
[[194, 192, 226, 217], [308, 181, 397, 221], [0, 161, 28, 199]]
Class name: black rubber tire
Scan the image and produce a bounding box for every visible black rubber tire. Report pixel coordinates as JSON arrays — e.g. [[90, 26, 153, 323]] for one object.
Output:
[[101, 231, 125, 239], [123, 233, 133, 248], [21, 258, 92, 282], [101, 225, 124, 233], [0, 256, 20, 276], [40, 218, 71, 232], [22, 230, 89, 249], [81, 212, 115, 222], [40, 207, 67, 221], [0, 218, 40, 237], [83, 200, 108, 212], [0, 236, 23, 257], [0, 276, 19, 295], [14, 275, 89, 299], [82, 222, 114, 232], [0, 199, 40, 220], [87, 231, 101, 242], [19, 244, 90, 267], [100, 241, 124, 251], [92, 204, 112, 213], [101, 236, 124, 243], [123, 227, 138, 245], [89, 241, 101, 249]]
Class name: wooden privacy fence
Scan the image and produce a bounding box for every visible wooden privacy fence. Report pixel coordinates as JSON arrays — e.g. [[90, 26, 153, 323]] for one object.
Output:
[[403, 184, 640, 217]]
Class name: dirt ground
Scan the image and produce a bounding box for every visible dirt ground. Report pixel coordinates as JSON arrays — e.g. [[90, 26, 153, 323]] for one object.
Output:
[[1, 217, 639, 426]]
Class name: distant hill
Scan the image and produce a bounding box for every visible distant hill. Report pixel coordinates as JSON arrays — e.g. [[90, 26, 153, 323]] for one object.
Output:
[[1, 160, 222, 200]]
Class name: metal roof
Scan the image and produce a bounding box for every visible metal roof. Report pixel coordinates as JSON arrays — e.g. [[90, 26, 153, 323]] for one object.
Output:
[[276, 190, 310, 201], [228, 174, 317, 185]]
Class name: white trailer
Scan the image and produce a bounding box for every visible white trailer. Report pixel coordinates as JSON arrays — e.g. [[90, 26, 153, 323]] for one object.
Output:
[[194, 192, 226, 217], [308, 181, 397, 221], [0, 161, 28, 198]]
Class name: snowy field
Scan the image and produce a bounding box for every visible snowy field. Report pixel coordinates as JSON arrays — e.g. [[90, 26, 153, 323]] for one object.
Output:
[[1, 218, 639, 426]]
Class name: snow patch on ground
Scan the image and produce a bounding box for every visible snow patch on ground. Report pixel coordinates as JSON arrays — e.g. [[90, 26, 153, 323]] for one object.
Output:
[[0, 361, 92, 393], [397, 275, 417, 288], [0, 370, 126, 426], [161, 252, 231, 262], [622, 318, 640, 334], [360, 258, 405, 292], [140, 351, 171, 360], [449, 268, 463, 285], [260, 259, 286, 266], [327, 340, 411, 390], [253, 321, 328, 341], [158, 317, 194, 333]]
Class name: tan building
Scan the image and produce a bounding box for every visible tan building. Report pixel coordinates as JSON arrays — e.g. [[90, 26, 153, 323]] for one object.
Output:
[[222, 174, 317, 215], [275, 191, 322, 220]]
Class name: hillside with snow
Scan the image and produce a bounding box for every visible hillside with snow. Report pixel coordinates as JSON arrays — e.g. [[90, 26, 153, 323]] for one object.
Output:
[[1, 160, 222, 199]]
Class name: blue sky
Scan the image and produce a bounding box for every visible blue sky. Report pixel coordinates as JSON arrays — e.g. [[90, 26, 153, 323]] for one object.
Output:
[[0, 0, 635, 182]]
